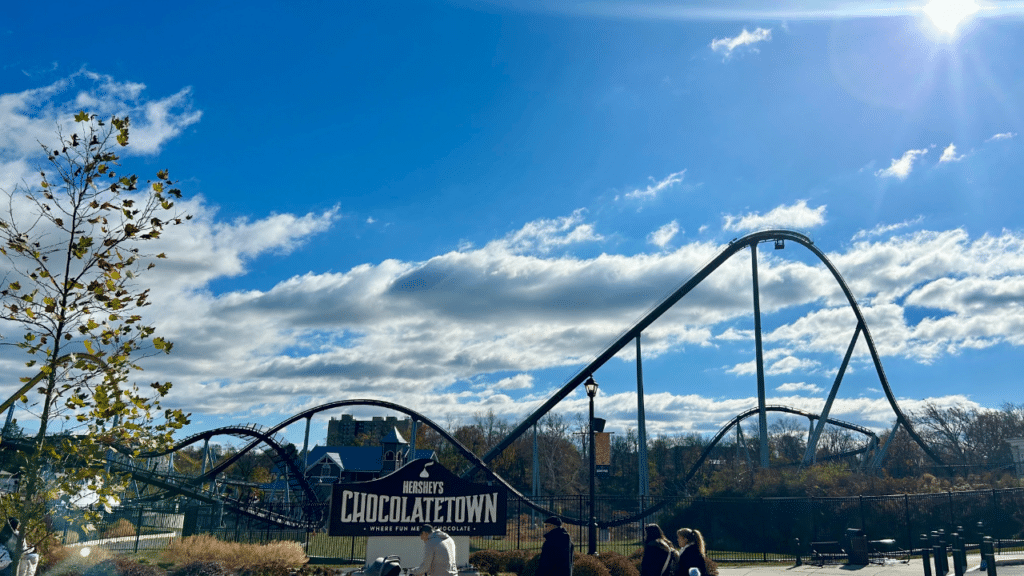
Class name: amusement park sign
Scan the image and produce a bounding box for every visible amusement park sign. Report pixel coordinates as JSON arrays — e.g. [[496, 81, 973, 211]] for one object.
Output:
[[328, 459, 507, 536]]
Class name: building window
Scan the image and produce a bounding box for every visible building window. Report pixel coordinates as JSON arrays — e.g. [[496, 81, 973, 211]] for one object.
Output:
[[385, 451, 395, 461]]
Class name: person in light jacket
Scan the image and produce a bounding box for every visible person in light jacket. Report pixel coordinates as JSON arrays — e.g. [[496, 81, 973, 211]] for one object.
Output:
[[410, 524, 457, 576]]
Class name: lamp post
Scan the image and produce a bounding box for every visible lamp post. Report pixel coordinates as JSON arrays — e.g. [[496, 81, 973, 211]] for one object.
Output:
[[585, 375, 599, 555]]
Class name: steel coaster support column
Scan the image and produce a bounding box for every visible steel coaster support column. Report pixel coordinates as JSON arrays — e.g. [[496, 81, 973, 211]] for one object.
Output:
[[803, 323, 862, 466], [410, 419, 419, 456], [301, 415, 312, 470], [872, 420, 901, 468], [861, 435, 878, 470], [636, 335, 650, 523], [533, 423, 540, 527], [750, 243, 769, 468], [2, 405, 14, 437], [737, 421, 754, 470]]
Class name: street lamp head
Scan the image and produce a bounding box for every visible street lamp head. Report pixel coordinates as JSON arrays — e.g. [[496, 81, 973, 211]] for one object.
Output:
[[584, 376, 599, 398]]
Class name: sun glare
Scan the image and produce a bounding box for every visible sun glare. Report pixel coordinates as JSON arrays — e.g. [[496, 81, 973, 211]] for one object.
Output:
[[923, 0, 980, 34]]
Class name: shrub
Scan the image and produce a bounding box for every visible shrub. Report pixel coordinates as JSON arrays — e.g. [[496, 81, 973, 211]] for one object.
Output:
[[596, 552, 638, 576], [170, 561, 230, 576], [44, 546, 112, 576], [101, 520, 137, 539], [113, 558, 163, 576], [82, 560, 119, 576], [519, 554, 541, 576], [573, 553, 611, 576], [162, 535, 308, 575], [500, 549, 531, 575], [469, 549, 501, 575]]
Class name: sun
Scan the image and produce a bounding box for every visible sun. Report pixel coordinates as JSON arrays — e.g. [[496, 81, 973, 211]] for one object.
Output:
[[923, 0, 980, 34]]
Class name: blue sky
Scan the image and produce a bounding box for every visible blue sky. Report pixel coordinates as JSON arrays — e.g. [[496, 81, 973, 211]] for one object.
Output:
[[2, 0, 1024, 450]]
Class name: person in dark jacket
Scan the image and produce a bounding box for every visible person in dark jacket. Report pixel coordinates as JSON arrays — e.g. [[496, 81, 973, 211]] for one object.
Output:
[[675, 528, 715, 576], [537, 516, 573, 576], [640, 524, 677, 576]]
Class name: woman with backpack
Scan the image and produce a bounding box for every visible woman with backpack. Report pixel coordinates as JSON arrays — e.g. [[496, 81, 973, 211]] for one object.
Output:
[[641, 524, 678, 576], [675, 528, 717, 576]]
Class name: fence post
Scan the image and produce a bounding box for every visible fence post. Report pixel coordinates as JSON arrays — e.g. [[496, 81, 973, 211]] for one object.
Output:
[[906, 494, 913, 553], [134, 506, 144, 553], [794, 538, 802, 567], [921, 534, 932, 576]]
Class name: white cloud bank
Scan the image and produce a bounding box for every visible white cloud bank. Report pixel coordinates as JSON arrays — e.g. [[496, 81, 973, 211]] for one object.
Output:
[[2, 73, 1021, 442]]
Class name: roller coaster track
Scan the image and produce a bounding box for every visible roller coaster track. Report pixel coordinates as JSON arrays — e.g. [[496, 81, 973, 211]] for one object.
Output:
[[475, 229, 945, 472], [682, 405, 880, 484], [1, 229, 945, 531]]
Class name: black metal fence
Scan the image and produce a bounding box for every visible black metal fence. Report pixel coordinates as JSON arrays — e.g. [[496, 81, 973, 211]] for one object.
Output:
[[70, 487, 1024, 564]]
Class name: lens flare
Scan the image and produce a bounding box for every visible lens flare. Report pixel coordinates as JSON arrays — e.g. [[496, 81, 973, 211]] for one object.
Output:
[[923, 0, 980, 34]]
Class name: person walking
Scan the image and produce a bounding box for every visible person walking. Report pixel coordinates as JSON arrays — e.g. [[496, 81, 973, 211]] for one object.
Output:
[[410, 524, 457, 576], [0, 518, 19, 576], [641, 524, 678, 576], [537, 516, 574, 576], [675, 528, 716, 576]]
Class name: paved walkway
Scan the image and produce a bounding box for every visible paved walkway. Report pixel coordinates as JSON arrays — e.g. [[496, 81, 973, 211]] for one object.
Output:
[[719, 555, 1024, 576]]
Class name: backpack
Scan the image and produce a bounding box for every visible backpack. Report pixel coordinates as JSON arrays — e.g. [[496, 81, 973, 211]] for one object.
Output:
[[0, 545, 11, 570]]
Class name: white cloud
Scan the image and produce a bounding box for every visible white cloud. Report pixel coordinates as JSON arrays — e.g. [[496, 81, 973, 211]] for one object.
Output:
[[776, 382, 822, 394], [875, 148, 928, 180], [490, 208, 603, 254], [648, 220, 680, 249], [0, 69, 201, 165], [618, 170, 686, 202], [491, 374, 534, 391], [939, 143, 964, 163], [852, 217, 925, 240], [710, 28, 772, 57], [986, 132, 1017, 142], [722, 200, 826, 232]]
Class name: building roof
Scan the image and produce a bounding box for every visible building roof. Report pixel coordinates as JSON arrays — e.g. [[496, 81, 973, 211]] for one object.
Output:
[[306, 446, 382, 472], [381, 427, 407, 444], [304, 445, 438, 474]]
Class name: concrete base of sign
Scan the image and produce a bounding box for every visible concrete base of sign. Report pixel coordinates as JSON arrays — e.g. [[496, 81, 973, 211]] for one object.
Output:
[[365, 536, 471, 570]]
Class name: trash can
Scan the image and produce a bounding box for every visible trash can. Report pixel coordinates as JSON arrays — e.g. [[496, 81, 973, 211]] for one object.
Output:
[[846, 528, 869, 565]]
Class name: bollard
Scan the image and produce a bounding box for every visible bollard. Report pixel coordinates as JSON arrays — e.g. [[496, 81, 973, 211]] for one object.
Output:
[[951, 532, 963, 576], [795, 538, 802, 567], [932, 531, 945, 576], [921, 534, 933, 576], [982, 537, 997, 576], [938, 530, 950, 576], [957, 526, 969, 575]]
